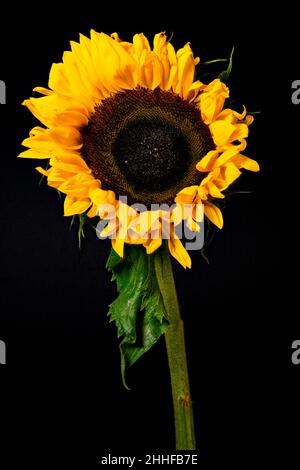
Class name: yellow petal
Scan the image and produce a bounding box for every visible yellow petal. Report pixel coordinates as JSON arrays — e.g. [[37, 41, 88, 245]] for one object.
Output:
[[48, 63, 71, 94], [89, 187, 116, 207], [64, 195, 91, 216], [58, 172, 99, 198], [216, 147, 240, 167], [36, 166, 50, 176], [168, 234, 191, 269], [175, 43, 197, 98], [246, 115, 254, 126], [87, 204, 97, 218], [186, 80, 206, 102], [153, 32, 167, 54], [144, 237, 162, 255], [153, 32, 170, 89], [210, 120, 236, 147], [18, 149, 50, 159], [166, 43, 178, 90], [199, 79, 229, 124], [193, 203, 204, 222], [186, 215, 200, 232], [233, 154, 260, 172], [170, 204, 185, 226], [208, 183, 225, 199], [204, 201, 223, 229], [139, 50, 163, 89], [100, 220, 118, 238], [97, 32, 138, 90], [230, 123, 249, 142], [51, 161, 88, 174], [196, 150, 219, 172], [223, 162, 241, 187], [62, 50, 95, 111], [33, 87, 54, 96], [22, 94, 89, 128], [175, 186, 198, 204], [111, 32, 121, 42], [133, 33, 150, 59], [112, 237, 125, 258], [44, 167, 74, 187]]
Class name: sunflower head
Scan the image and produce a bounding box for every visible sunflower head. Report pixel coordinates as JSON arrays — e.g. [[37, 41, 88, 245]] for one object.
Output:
[[19, 31, 259, 268]]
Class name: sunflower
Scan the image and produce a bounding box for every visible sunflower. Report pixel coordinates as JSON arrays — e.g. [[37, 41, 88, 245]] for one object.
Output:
[[19, 31, 259, 268]]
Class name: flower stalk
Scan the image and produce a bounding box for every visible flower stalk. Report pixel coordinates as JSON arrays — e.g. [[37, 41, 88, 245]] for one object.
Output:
[[154, 243, 196, 450]]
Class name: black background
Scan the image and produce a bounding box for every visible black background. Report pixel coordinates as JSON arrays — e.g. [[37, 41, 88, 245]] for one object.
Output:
[[0, 4, 299, 467]]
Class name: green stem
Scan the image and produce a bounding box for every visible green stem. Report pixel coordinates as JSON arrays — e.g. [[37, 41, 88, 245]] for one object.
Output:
[[154, 243, 196, 450]]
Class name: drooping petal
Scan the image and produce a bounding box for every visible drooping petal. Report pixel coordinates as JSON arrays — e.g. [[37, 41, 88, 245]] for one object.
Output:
[[198, 79, 229, 124], [204, 201, 223, 229], [196, 150, 219, 172], [64, 195, 91, 216], [209, 120, 236, 147], [144, 236, 162, 254], [168, 232, 191, 269], [175, 186, 198, 204], [112, 237, 125, 258], [233, 154, 260, 172]]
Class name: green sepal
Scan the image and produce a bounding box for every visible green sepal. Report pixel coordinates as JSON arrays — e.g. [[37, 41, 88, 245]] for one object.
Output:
[[201, 58, 228, 66], [78, 214, 86, 249], [218, 47, 234, 83], [106, 246, 169, 388], [70, 213, 87, 249]]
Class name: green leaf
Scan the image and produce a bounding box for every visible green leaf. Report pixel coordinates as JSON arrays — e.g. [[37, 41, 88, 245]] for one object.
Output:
[[106, 246, 168, 388], [141, 256, 167, 324], [218, 47, 234, 83], [107, 246, 148, 341]]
